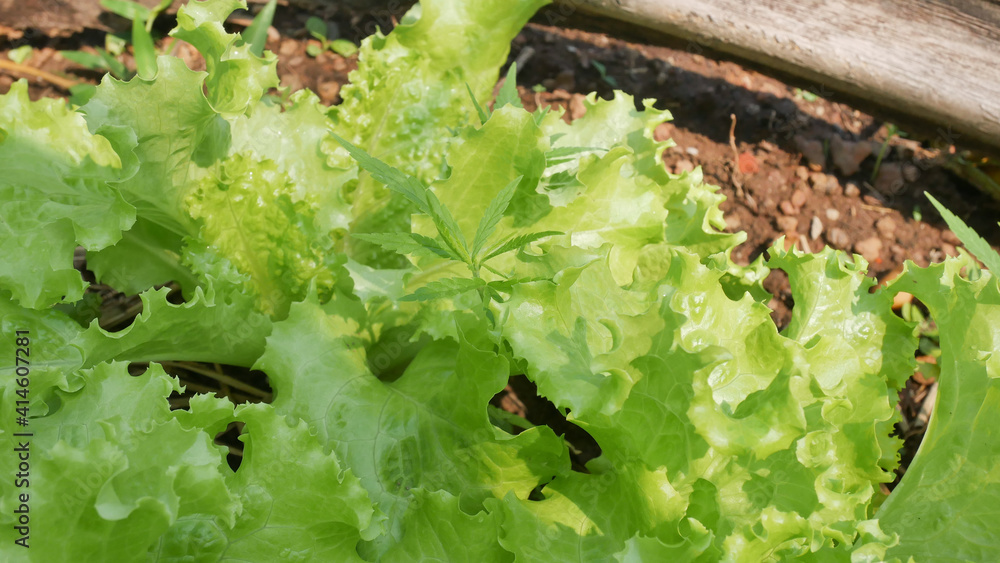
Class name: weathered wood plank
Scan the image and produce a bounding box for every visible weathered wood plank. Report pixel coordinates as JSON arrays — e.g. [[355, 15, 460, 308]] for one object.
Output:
[[553, 0, 1000, 150], [3, 0, 998, 150]]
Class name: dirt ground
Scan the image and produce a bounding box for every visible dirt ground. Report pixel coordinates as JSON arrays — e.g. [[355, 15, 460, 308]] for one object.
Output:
[[3, 2, 991, 486]]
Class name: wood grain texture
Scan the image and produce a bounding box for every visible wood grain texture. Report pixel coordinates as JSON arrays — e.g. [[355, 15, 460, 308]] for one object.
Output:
[[556, 0, 1000, 149], [3, 0, 997, 148]]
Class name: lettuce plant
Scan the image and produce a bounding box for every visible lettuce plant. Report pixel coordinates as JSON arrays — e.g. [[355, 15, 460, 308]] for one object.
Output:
[[2, 0, 999, 560]]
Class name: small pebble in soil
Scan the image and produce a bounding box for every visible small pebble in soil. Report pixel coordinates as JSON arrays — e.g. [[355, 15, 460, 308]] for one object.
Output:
[[280, 39, 298, 56], [794, 134, 826, 167], [844, 182, 861, 198], [685, 147, 699, 157], [827, 227, 850, 249], [791, 187, 809, 209], [854, 237, 883, 262], [568, 94, 587, 120], [941, 229, 961, 245], [779, 200, 797, 216], [903, 163, 921, 182], [942, 243, 958, 257], [553, 70, 576, 91], [875, 216, 897, 239], [810, 216, 823, 240], [825, 208, 840, 221], [776, 216, 798, 233], [318, 81, 341, 104], [874, 162, 905, 195], [829, 135, 874, 176], [795, 165, 810, 181]]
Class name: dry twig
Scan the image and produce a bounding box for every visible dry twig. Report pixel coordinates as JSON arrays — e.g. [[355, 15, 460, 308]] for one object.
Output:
[[0, 59, 80, 90]]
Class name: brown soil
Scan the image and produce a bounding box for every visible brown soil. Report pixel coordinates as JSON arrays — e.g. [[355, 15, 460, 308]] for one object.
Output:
[[3, 2, 992, 484]]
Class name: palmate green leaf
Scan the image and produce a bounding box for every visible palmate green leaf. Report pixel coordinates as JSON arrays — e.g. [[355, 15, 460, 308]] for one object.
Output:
[[0, 81, 133, 308], [467, 82, 490, 125], [877, 258, 1000, 561], [411, 106, 548, 261], [925, 192, 1000, 275], [494, 62, 522, 111], [353, 232, 453, 260], [325, 0, 548, 268], [400, 276, 486, 301], [333, 132, 472, 264], [483, 230, 563, 261], [330, 133, 433, 215], [473, 175, 522, 259]]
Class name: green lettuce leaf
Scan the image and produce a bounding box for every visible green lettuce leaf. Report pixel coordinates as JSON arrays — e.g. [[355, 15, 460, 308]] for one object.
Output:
[[326, 0, 548, 267], [255, 296, 568, 556], [0, 81, 133, 308], [878, 258, 1000, 561]]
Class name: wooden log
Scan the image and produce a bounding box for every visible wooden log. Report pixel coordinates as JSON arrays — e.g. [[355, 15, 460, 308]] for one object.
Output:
[[550, 0, 1000, 151], [4, 0, 998, 151]]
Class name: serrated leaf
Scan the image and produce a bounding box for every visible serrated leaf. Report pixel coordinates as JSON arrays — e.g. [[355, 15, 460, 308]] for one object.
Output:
[[545, 145, 605, 167], [472, 175, 522, 259], [466, 82, 490, 125], [494, 62, 522, 110], [332, 133, 470, 263], [330, 133, 432, 215], [400, 276, 486, 301], [925, 192, 1000, 275], [483, 230, 562, 261], [352, 232, 452, 260]]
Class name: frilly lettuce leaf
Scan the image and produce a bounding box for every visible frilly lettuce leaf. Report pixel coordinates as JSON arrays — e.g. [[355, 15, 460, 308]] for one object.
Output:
[[4, 0, 1000, 559], [152, 401, 379, 562], [327, 0, 548, 267], [0, 363, 238, 562], [493, 244, 913, 560], [254, 296, 568, 557], [0, 81, 133, 308]]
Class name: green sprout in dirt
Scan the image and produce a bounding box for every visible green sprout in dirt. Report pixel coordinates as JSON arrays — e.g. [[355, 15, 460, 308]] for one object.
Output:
[[794, 87, 819, 102], [591, 60, 618, 88], [305, 17, 358, 57]]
